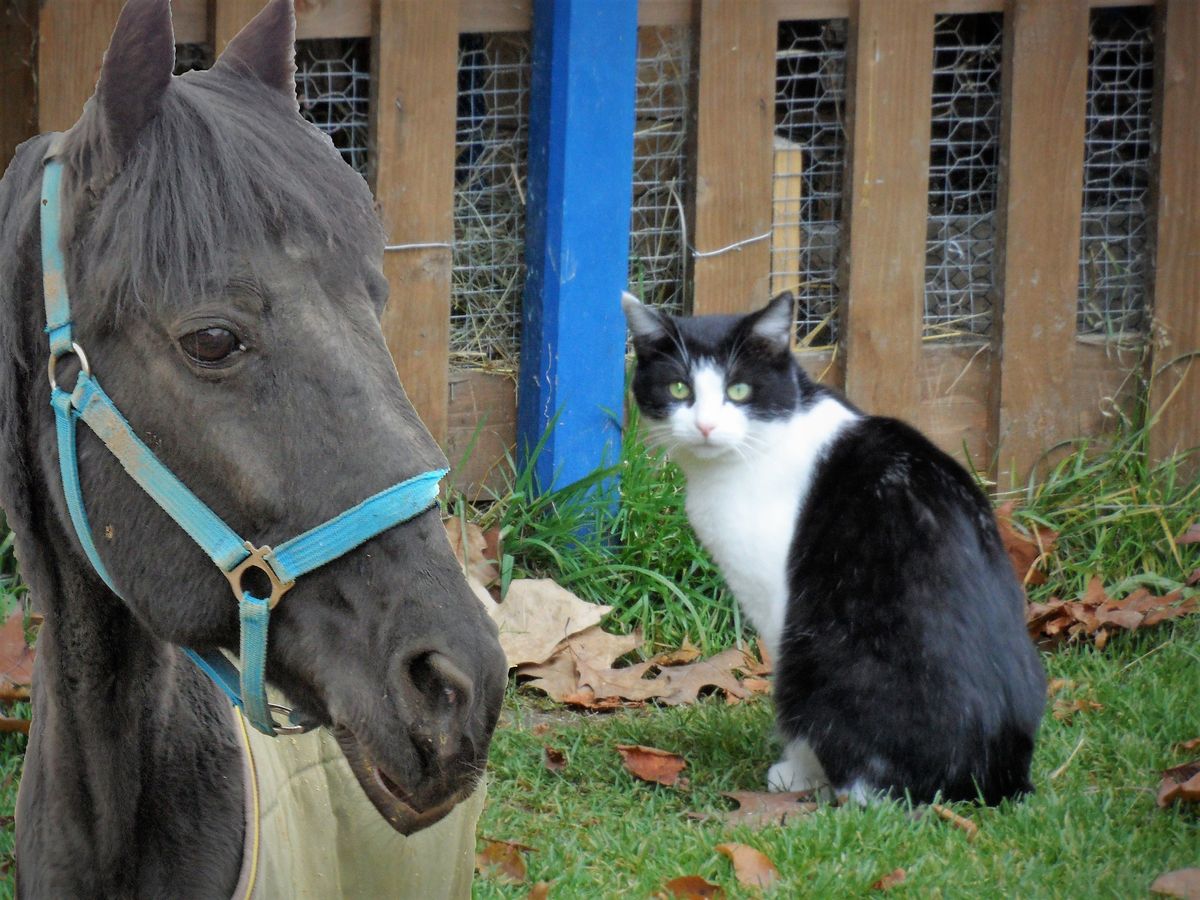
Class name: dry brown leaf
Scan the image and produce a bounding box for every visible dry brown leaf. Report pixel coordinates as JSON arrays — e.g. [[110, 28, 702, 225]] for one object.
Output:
[[526, 883, 551, 900], [714, 843, 780, 889], [1175, 737, 1200, 754], [1052, 697, 1104, 722], [516, 653, 581, 703], [656, 648, 752, 706], [694, 791, 819, 829], [1157, 761, 1200, 808], [491, 579, 611, 669], [742, 677, 772, 695], [930, 804, 979, 841], [0, 611, 35, 696], [658, 875, 725, 899], [1151, 868, 1200, 899], [871, 868, 907, 891], [996, 501, 1057, 586], [475, 838, 531, 883], [579, 660, 664, 702], [443, 518, 499, 587], [543, 746, 567, 773], [1047, 678, 1074, 697], [1026, 576, 1199, 648], [1176, 522, 1200, 546], [566, 625, 644, 670], [652, 638, 702, 667], [616, 744, 687, 787]]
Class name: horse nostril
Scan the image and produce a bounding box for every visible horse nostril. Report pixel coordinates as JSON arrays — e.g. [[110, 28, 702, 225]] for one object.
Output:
[[406, 651, 473, 718]]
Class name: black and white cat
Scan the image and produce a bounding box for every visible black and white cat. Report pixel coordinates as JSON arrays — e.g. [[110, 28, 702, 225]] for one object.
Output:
[[622, 291, 1046, 805]]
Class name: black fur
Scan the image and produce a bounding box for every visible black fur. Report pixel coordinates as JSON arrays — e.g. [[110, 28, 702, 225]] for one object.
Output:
[[776, 415, 1046, 804]]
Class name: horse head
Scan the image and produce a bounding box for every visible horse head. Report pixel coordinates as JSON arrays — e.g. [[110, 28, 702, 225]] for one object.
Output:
[[0, 0, 505, 836]]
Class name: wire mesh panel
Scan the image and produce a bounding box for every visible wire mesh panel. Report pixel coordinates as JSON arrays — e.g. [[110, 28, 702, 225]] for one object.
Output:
[[294, 39, 371, 177], [173, 43, 213, 75], [925, 14, 1002, 341], [630, 27, 692, 316], [452, 33, 531, 370], [1078, 7, 1155, 337], [773, 20, 849, 347]]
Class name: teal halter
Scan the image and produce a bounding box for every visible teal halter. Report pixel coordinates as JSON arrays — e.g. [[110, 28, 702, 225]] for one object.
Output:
[[39, 158, 446, 736]]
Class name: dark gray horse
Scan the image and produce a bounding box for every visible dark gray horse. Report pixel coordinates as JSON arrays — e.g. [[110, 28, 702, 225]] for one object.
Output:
[[0, 0, 506, 894]]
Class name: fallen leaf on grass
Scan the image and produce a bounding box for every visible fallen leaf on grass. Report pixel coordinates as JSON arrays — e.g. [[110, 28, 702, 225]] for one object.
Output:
[[930, 804, 978, 841], [1027, 576, 1199, 648], [996, 501, 1057, 585], [443, 518, 500, 586], [1157, 761, 1200, 808], [1052, 696, 1104, 722], [0, 611, 35, 699], [1176, 522, 1200, 546], [616, 744, 687, 787], [1151, 869, 1200, 899], [652, 639, 702, 667], [491, 579, 611, 669], [1175, 737, 1200, 754], [526, 882, 552, 900], [714, 843, 779, 888], [475, 838, 533, 884], [871, 868, 907, 891], [689, 791, 819, 829], [1047, 678, 1075, 697], [658, 876, 724, 899], [543, 746, 567, 773], [742, 677, 772, 694], [655, 648, 753, 706]]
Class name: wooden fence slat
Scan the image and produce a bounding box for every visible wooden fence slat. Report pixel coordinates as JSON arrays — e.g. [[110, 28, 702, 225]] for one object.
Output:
[[37, 2, 126, 133], [370, 0, 460, 445], [1149, 0, 1200, 463], [841, 0, 934, 420], [212, 0, 262, 54], [1, 0, 37, 172], [992, 0, 1089, 489], [690, 0, 776, 316]]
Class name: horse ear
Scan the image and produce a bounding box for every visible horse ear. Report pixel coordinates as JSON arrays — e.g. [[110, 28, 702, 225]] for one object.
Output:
[[748, 291, 795, 351], [212, 0, 298, 107], [94, 0, 176, 159]]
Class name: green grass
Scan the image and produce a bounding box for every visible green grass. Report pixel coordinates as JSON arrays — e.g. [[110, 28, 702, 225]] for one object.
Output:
[[477, 617, 1200, 897], [460, 407, 744, 653]]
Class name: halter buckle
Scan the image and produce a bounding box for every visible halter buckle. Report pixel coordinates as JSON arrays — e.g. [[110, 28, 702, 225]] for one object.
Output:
[[226, 541, 295, 610], [47, 341, 91, 392]]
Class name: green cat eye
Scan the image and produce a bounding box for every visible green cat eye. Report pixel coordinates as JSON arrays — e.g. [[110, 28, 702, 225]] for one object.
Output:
[[668, 381, 691, 400], [726, 382, 752, 402]]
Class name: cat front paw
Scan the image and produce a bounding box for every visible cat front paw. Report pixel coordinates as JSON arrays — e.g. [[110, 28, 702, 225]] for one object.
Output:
[[767, 749, 829, 795], [766, 761, 821, 793]]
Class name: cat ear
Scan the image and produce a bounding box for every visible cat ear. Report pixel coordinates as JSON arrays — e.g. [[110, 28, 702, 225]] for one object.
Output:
[[93, 0, 176, 160], [212, 0, 298, 107], [622, 292, 669, 343], [749, 292, 795, 351]]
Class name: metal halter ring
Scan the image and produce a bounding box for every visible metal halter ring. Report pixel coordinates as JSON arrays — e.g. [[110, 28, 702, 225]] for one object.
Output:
[[47, 341, 91, 392], [225, 541, 296, 610], [268, 703, 309, 736]]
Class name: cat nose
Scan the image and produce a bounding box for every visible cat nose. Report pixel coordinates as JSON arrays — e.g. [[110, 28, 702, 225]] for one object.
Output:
[[697, 422, 716, 438]]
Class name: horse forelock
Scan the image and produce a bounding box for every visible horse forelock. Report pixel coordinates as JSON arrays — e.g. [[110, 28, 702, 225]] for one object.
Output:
[[54, 67, 384, 318]]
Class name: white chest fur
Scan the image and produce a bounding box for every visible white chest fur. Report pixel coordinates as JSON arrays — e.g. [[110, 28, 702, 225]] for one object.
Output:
[[676, 397, 858, 657]]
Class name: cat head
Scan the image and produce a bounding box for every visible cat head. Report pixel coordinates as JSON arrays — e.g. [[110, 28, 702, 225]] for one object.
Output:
[[622, 292, 807, 463]]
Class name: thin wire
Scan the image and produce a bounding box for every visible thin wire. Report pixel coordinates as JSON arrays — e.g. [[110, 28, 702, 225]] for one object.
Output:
[[384, 242, 454, 252], [690, 230, 773, 259]]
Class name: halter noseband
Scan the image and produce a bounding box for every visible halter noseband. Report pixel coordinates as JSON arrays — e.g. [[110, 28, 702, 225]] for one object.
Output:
[[39, 157, 446, 736]]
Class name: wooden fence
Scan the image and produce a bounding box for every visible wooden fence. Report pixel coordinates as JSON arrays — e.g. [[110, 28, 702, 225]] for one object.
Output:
[[4, 0, 1197, 493]]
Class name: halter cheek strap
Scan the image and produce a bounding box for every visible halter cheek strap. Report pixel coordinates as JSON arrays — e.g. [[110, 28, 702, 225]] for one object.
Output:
[[40, 158, 446, 736]]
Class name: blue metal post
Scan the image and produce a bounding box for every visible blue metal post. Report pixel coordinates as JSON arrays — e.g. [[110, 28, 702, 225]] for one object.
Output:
[[517, 0, 639, 492]]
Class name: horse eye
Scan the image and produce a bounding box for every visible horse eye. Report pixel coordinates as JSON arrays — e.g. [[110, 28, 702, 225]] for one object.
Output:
[[726, 382, 752, 402], [180, 327, 242, 366], [668, 381, 691, 401]]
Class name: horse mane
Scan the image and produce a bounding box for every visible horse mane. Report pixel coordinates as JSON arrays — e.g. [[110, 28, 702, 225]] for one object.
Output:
[[53, 67, 384, 314]]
